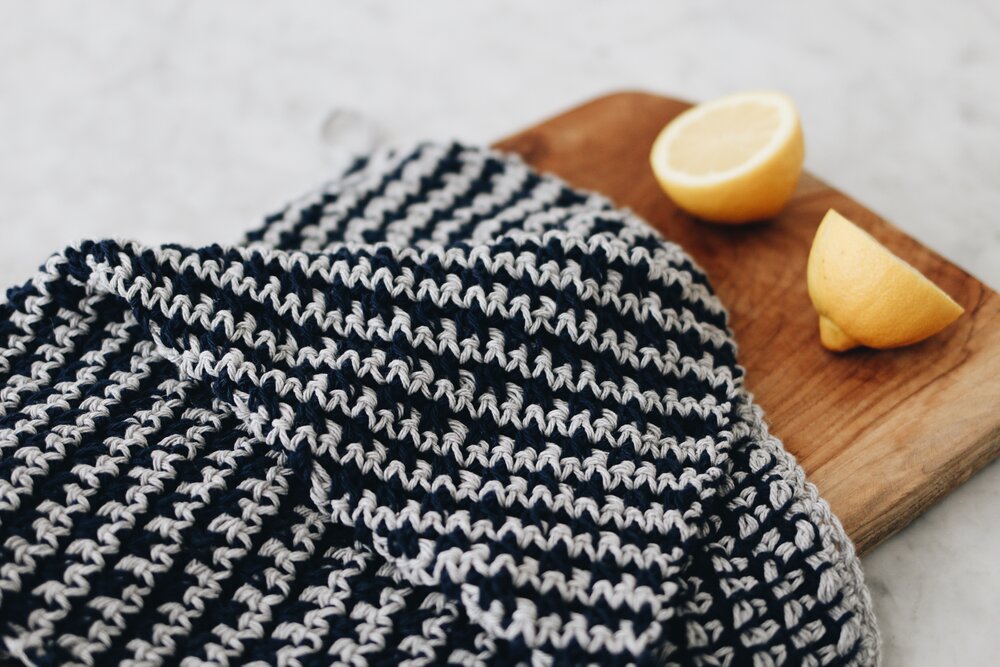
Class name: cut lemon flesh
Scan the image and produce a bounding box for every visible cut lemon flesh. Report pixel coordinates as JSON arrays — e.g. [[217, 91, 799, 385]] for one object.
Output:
[[650, 91, 804, 224], [807, 209, 964, 351]]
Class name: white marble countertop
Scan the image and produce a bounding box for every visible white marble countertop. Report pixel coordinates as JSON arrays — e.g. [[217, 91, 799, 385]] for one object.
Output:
[[1, 3, 997, 665]]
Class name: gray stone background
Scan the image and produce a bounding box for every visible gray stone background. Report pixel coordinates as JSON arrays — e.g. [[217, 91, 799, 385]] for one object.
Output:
[[0, 2, 997, 665]]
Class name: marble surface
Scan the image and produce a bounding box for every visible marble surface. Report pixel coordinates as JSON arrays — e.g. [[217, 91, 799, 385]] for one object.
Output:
[[1, 2, 997, 664]]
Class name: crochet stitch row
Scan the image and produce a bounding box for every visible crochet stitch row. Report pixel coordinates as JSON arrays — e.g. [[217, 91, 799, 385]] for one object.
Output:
[[0, 143, 878, 666]]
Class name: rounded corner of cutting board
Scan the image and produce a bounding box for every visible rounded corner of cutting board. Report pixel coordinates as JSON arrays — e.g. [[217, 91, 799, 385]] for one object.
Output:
[[586, 89, 690, 108]]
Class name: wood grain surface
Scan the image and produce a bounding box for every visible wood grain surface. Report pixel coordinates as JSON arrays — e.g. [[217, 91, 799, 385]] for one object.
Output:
[[495, 91, 1000, 554]]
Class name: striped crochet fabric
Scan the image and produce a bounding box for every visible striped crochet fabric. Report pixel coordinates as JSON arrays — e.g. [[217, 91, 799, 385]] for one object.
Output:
[[0, 143, 879, 666]]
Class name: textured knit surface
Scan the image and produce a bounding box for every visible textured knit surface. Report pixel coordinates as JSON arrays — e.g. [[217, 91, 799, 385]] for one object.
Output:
[[0, 142, 878, 666]]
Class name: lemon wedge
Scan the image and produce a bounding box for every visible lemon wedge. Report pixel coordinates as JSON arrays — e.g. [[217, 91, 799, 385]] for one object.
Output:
[[807, 209, 964, 351], [650, 91, 805, 224]]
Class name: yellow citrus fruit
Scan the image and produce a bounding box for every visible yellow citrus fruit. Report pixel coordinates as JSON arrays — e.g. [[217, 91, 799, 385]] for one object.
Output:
[[649, 91, 805, 224], [807, 209, 964, 351]]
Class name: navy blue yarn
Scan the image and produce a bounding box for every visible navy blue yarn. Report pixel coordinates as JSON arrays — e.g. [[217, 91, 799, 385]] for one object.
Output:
[[0, 143, 874, 666]]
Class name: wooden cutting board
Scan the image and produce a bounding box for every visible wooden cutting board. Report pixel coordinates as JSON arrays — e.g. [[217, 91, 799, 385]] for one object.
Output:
[[495, 91, 1000, 554]]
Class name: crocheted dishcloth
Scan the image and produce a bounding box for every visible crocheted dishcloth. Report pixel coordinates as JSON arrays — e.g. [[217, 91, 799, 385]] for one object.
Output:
[[0, 142, 879, 666]]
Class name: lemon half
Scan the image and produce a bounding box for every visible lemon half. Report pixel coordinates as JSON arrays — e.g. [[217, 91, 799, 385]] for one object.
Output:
[[650, 91, 805, 224], [807, 209, 964, 351]]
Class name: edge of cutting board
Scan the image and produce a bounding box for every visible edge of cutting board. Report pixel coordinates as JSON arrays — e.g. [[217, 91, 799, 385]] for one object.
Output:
[[494, 90, 1000, 554]]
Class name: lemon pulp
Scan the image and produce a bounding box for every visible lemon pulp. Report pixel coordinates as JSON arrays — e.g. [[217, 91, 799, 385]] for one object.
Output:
[[650, 91, 804, 224]]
